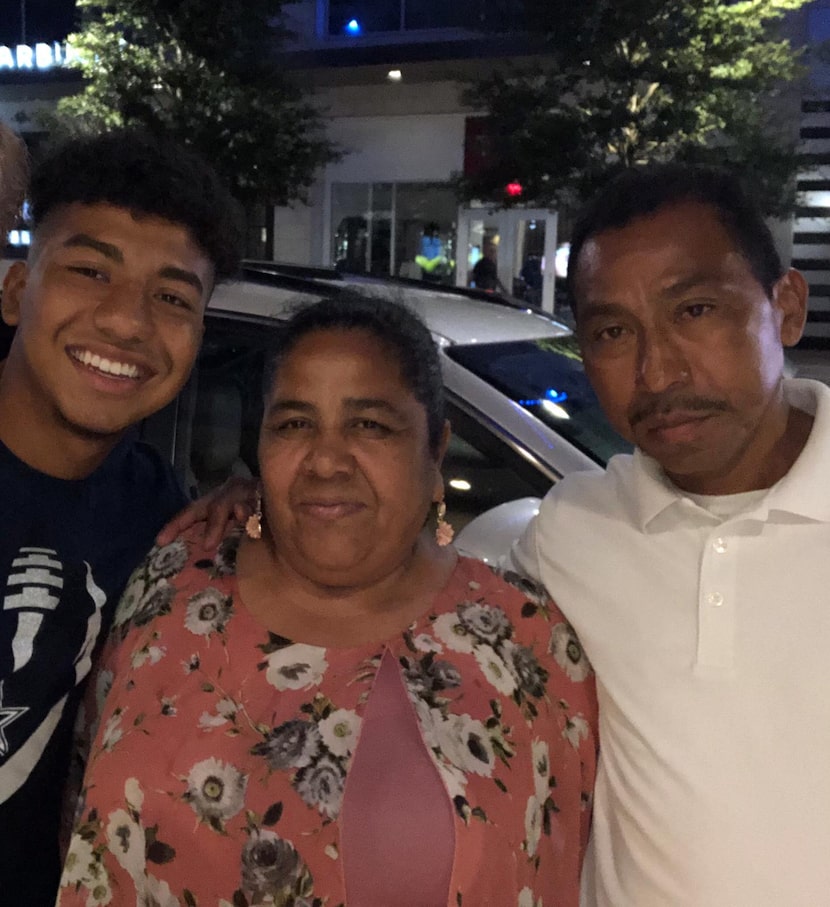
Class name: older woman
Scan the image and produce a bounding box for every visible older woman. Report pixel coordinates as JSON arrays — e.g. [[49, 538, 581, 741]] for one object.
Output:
[[58, 297, 597, 907]]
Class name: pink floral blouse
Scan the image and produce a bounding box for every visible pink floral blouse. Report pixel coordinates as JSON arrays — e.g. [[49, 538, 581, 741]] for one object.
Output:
[[58, 527, 597, 907]]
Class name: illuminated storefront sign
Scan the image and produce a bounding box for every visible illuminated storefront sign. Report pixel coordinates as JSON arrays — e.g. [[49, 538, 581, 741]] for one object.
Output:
[[0, 43, 77, 71]]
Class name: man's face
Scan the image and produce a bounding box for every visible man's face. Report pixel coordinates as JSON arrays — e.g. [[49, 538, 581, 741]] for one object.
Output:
[[1, 202, 213, 445], [258, 328, 445, 589], [573, 201, 807, 494]]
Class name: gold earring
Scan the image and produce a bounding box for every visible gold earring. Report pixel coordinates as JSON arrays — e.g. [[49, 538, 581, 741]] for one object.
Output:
[[245, 489, 262, 540], [435, 500, 454, 546]]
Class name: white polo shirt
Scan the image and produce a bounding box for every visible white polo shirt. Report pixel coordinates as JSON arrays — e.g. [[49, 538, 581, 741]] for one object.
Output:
[[514, 379, 830, 906]]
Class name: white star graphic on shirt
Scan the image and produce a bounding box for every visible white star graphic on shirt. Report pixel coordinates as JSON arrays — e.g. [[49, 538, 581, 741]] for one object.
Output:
[[0, 681, 28, 757]]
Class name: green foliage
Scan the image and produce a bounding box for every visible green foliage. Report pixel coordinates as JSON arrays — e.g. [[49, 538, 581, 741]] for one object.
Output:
[[50, 0, 338, 206], [460, 0, 812, 215]]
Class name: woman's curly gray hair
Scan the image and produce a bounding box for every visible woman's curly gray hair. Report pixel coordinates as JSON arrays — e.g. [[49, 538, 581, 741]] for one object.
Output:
[[0, 124, 29, 237]]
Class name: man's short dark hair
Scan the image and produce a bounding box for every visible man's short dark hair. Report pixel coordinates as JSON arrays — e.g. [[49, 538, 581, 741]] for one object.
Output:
[[566, 163, 784, 315], [29, 129, 244, 281]]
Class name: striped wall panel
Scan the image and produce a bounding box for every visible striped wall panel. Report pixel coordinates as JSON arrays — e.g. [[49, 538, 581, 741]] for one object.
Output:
[[796, 98, 830, 346]]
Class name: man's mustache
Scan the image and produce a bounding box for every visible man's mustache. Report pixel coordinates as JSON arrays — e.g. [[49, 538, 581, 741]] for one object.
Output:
[[629, 395, 731, 427]]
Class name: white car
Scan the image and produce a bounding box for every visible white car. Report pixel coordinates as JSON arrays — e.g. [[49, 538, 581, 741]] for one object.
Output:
[[140, 266, 631, 562]]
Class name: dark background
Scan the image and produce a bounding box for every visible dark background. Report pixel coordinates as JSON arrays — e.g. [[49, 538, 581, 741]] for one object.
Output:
[[0, 0, 78, 46]]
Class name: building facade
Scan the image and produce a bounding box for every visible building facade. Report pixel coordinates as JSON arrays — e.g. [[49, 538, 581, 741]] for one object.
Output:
[[274, 0, 560, 309], [3, 0, 830, 335]]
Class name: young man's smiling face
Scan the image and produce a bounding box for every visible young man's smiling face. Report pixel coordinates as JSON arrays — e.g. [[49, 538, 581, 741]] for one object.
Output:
[[0, 202, 214, 476]]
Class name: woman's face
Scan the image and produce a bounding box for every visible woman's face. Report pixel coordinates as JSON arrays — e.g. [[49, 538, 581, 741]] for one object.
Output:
[[258, 328, 446, 587]]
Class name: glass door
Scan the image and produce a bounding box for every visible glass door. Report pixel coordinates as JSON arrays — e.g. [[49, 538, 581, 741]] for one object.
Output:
[[455, 210, 504, 294], [507, 210, 558, 314], [456, 207, 558, 313]]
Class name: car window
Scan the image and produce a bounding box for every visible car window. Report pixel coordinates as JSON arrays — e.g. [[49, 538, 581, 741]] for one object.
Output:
[[184, 317, 271, 496], [446, 336, 631, 465], [442, 397, 553, 532]]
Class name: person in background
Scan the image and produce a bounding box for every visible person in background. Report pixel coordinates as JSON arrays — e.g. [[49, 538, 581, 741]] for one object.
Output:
[[416, 221, 452, 282], [59, 296, 597, 907], [0, 128, 243, 906], [470, 239, 507, 294], [513, 163, 830, 906], [520, 254, 543, 307], [0, 124, 29, 357], [0, 123, 28, 241]]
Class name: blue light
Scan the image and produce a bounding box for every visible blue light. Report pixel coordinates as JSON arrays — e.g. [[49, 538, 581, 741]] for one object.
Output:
[[545, 388, 568, 404], [518, 389, 569, 408], [345, 18, 362, 35]]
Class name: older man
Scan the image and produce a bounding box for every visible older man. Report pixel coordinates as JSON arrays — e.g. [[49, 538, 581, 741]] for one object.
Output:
[[514, 164, 828, 905]]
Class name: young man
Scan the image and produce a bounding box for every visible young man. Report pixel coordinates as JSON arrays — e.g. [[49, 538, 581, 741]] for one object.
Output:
[[514, 164, 829, 905], [0, 129, 242, 904]]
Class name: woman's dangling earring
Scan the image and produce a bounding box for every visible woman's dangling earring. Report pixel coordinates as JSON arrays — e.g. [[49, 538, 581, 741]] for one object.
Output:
[[245, 488, 262, 540], [435, 500, 454, 546]]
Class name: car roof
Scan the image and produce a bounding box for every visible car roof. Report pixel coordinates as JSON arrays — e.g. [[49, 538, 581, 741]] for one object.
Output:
[[208, 267, 571, 346]]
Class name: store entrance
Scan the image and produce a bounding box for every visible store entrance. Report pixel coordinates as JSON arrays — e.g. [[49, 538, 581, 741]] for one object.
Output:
[[455, 207, 559, 313]]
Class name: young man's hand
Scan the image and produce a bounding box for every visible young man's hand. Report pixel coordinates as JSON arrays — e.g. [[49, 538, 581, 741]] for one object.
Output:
[[156, 476, 258, 550]]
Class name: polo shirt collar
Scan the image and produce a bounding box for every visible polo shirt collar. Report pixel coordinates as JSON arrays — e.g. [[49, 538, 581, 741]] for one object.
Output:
[[765, 379, 830, 522], [622, 378, 830, 531], [624, 450, 697, 531]]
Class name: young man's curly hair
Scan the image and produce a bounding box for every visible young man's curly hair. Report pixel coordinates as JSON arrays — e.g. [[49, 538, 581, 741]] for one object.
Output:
[[29, 129, 244, 282], [0, 124, 29, 239]]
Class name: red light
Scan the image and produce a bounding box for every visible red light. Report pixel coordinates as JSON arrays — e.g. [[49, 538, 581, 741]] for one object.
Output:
[[506, 181, 523, 197]]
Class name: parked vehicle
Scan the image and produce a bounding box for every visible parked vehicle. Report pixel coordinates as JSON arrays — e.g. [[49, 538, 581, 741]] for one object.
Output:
[[139, 265, 630, 563]]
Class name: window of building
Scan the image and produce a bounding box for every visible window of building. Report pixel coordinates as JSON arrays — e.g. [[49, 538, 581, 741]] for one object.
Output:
[[331, 181, 457, 284], [245, 204, 276, 261], [331, 182, 392, 276], [326, 0, 522, 36], [328, 0, 401, 35]]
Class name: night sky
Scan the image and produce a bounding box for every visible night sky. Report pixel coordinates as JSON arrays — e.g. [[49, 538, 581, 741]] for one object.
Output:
[[0, 0, 79, 46]]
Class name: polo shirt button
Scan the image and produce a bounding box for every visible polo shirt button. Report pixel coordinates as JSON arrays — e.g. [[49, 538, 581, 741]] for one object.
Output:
[[713, 538, 727, 554], [707, 592, 724, 607]]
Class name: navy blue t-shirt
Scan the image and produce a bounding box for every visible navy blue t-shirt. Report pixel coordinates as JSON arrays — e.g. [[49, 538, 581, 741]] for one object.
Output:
[[0, 434, 186, 905]]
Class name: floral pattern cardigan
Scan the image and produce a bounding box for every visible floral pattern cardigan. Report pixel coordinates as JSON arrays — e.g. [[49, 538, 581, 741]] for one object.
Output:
[[58, 526, 597, 907]]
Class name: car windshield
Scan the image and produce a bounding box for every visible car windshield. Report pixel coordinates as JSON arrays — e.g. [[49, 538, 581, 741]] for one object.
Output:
[[446, 336, 632, 466]]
